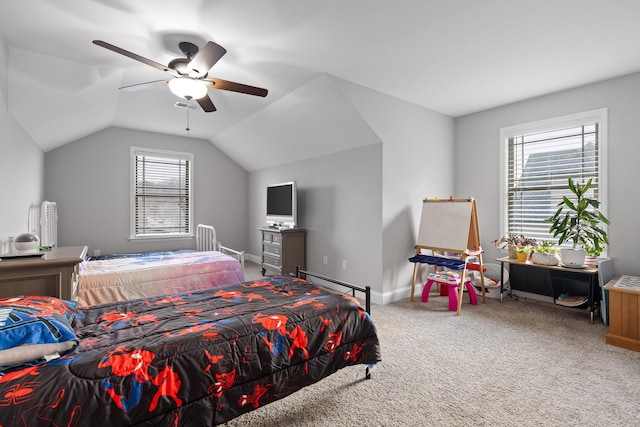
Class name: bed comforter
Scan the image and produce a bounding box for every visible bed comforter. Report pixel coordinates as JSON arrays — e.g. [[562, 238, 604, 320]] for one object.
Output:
[[0, 275, 381, 426], [78, 250, 244, 306]]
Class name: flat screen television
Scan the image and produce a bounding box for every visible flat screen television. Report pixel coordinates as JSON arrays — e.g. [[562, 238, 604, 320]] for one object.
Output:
[[266, 181, 297, 229]]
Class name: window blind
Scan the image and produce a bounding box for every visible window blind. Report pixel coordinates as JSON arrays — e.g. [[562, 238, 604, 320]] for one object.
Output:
[[134, 152, 191, 236], [507, 124, 600, 243]]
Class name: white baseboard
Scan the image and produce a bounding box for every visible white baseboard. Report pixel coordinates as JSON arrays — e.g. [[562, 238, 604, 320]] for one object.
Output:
[[371, 283, 424, 305], [245, 253, 261, 264]]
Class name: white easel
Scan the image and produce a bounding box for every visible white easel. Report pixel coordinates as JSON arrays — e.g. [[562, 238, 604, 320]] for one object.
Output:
[[410, 198, 486, 315]]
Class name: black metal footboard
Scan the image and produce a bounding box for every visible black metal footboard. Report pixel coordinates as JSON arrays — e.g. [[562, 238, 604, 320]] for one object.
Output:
[[295, 266, 373, 379]]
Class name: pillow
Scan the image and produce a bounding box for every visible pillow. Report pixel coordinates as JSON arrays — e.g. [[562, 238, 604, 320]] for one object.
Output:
[[0, 296, 79, 369]]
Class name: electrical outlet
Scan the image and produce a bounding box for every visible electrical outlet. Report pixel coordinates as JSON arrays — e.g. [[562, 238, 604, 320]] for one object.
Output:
[[323, 255, 328, 265], [94, 249, 101, 256], [342, 259, 347, 270]]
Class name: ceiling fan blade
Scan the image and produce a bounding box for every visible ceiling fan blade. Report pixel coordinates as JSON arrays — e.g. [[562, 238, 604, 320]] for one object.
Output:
[[93, 40, 178, 76], [119, 80, 169, 92], [205, 78, 268, 97], [187, 41, 227, 77], [197, 94, 217, 112]]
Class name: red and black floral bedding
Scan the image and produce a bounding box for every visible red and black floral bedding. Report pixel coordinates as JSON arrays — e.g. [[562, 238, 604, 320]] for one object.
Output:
[[0, 275, 380, 426]]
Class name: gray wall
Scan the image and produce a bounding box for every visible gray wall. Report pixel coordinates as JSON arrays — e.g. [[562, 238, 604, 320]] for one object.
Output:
[[44, 127, 249, 255], [330, 77, 455, 302], [456, 71, 640, 276], [0, 34, 44, 249], [377, 92, 455, 301], [247, 78, 455, 304], [249, 144, 383, 293]]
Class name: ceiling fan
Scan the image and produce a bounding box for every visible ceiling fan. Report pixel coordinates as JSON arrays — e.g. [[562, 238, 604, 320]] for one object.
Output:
[[93, 39, 268, 112]]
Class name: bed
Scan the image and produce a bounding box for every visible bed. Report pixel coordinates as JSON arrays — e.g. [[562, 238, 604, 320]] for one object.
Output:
[[78, 248, 245, 307], [0, 270, 380, 426], [77, 224, 245, 307]]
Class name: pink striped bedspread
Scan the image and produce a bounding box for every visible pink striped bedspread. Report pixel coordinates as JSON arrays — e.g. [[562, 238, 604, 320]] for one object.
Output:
[[77, 250, 244, 307]]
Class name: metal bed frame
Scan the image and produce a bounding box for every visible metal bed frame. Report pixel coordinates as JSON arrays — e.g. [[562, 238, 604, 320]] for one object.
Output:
[[295, 266, 373, 379]]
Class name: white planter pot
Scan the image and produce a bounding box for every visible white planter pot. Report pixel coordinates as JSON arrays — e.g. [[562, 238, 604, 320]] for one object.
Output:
[[560, 248, 586, 267], [531, 252, 560, 266]]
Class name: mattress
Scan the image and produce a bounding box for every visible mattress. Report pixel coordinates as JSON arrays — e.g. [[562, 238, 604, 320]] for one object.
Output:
[[78, 250, 244, 306]]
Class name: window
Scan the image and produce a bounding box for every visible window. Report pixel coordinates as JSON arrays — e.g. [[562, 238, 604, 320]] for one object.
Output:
[[130, 147, 193, 239], [499, 109, 607, 245]]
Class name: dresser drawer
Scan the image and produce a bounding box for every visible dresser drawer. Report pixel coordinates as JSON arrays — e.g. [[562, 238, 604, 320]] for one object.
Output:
[[263, 231, 282, 244], [263, 254, 281, 268], [263, 243, 281, 256]]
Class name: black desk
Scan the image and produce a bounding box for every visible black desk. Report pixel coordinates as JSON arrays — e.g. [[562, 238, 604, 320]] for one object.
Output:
[[497, 256, 600, 323]]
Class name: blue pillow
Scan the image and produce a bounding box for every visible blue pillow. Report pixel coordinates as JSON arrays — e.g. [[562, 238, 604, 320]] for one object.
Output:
[[0, 296, 79, 369]]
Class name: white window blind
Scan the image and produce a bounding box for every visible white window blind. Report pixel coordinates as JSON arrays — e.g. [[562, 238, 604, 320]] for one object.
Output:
[[500, 109, 607, 245], [131, 147, 193, 238]]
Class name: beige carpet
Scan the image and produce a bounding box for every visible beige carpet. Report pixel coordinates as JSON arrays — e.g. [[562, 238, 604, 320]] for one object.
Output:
[[227, 264, 640, 426]]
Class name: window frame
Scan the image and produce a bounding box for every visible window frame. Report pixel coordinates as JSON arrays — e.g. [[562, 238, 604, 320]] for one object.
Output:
[[499, 108, 608, 248], [129, 146, 194, 241]]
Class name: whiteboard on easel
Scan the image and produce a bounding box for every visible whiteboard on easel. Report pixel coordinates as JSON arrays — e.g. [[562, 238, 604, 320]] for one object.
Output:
[[416, 199, 478, 252]]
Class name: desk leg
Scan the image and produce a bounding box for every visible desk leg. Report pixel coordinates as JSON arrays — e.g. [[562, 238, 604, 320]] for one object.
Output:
[[589, 275, 598, 324], [499, 261, 504, 303]]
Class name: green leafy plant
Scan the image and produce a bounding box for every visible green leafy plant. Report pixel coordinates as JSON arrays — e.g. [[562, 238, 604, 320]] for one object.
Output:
[[533, 240, 559, 255], [516, 245, 534, 254], [545, 178, 610, 256], [582, 242, 601, 257]]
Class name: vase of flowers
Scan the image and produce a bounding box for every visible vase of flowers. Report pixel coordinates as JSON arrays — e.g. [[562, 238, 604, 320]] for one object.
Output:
[[493, 234, 537, 259]]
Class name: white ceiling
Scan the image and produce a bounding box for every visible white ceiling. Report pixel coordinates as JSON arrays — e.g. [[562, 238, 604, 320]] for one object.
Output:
[[2, 0, 640, 171]]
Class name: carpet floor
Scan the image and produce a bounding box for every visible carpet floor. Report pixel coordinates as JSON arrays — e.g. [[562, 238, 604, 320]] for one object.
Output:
[[227, 264, 640, 426]]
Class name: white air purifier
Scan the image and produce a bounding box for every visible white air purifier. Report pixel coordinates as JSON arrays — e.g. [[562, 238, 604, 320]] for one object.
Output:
[[40, 201, 58, 248]]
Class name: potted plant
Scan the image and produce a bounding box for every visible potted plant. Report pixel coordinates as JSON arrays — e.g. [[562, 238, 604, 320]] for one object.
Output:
[[545, 178, 610, 266], [582, 243, 600, 266], [492, 234, 537, 259], [515, 245, 533, 262], [530, 240, 561, 266]]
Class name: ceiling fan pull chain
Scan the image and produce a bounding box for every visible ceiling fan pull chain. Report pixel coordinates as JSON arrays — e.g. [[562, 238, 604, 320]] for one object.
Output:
[[186, 108, 190, 135]]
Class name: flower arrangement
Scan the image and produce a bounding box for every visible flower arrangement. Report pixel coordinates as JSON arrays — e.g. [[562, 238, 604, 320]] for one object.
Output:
[[492, 233, 537, 249]]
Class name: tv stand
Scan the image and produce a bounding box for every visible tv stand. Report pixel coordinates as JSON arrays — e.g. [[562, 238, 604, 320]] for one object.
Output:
[[259, 227, 306, 276], [266, 222, 294, 230]]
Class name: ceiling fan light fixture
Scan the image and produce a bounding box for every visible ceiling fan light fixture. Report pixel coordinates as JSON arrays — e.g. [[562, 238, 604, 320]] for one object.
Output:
[[93, 39, 267, 112], [168, 77, 208, 100]]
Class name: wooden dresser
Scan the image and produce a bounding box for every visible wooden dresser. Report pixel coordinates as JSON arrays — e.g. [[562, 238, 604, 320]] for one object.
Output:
[[0, 246, 87, 300], [259, 228, 305, 276]]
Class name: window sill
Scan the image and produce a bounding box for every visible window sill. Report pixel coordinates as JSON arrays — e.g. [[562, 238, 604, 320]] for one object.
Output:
[[129, 235, 195, 242]]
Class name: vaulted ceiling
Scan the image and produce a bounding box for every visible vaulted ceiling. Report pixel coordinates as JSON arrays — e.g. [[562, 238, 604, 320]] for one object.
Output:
[[2, 1, 640, 171]]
